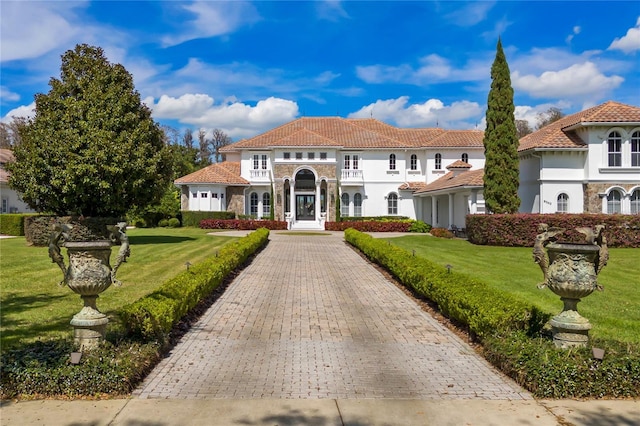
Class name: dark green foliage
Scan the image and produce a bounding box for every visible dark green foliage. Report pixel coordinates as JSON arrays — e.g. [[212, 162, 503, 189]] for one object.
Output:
[[0, 339, 161, 398], [339, 216, 410, 222], [466, 213, 640, 248], [0, 214, 29, 236], [483, 39, 520, 214], [484, 333, 639, 398], [119, 228, 269, 341], [168, 218, 181, 228], [345, 228, 640, 398], [181, 210, 235, 227], [6, 44, 173, 217], [199, 219, 287, 230], [408, 220, 431, 233]]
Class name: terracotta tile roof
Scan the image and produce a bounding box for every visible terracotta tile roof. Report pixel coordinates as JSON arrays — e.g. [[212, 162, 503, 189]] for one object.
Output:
[[414, 168, 484, 194], [220, 117, 483, 151], [519, 101, 640, 152], [0, 149, 15, 183], [446, 160, 472, 169], [174, 162, 249, 185], [398, 181, 427, 191]]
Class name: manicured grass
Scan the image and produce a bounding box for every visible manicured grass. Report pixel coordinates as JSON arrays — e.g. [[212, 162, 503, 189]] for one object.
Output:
[[0, 227, 238, 349], [385, 235, 640, 344]]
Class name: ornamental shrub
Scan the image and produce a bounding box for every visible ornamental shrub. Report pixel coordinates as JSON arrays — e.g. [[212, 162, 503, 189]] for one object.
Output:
[[0, 214, 28, 236], [181, 211, 235, 227], [430, 227, 454, 238], [157, 219, 169, 227], [168, 218, 181, 228], [199, 219, 287, 230]]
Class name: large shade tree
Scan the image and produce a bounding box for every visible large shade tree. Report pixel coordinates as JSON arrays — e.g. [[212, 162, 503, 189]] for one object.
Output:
[[483, 38, 520, 214], [7, 44, 173, 217]]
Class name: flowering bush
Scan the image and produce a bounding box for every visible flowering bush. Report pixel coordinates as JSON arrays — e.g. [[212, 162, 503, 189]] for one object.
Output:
[[325, 221, 412, 232], [200, 219, 287, 230], [466, 214, 640, 248]]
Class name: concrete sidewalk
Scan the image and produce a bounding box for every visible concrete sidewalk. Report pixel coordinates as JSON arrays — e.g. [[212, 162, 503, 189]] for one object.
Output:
[[1, 232, 638, 425], [1, 398, 638, 425]]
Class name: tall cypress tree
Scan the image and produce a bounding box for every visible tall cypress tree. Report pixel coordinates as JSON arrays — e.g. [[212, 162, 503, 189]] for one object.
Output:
[[483, 38, 520, 214]]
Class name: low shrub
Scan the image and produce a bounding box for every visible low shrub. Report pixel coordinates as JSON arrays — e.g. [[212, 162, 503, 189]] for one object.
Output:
[[181, 211, 235, 227], [326, 220, 415, 232], [199, 219, 287, 230], [345, 228, 640, 398], [168, 218, 181, 228], [408, 220, 431, 233], [430, 227, 454, 238], [119, 228, 269, 341], [0, 214, 28, 236], [340, 216, 410, 222], [466, 213, 640, 248], [157, 219, 169, 227]]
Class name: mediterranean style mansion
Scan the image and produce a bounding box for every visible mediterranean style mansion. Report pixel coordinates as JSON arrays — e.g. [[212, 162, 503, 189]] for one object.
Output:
[[174, 100, 639, 230]]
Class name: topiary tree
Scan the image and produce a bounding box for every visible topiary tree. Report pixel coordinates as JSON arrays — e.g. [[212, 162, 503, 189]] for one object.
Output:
[[7, 44, 173, 217], [483, 38, 520, 214]]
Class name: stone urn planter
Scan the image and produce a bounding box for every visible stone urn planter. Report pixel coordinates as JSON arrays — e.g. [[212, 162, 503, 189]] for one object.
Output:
[[49, 221, 130, 349], [533, 224, 608, 348]]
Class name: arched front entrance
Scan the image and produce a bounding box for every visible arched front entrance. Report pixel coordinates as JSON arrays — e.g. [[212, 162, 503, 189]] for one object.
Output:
[[295, 169, 315, 220]]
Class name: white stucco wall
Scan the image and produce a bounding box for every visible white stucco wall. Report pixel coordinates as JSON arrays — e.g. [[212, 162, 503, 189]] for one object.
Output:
[[0, 183, 35, 213], [187, 185, 226, 211]]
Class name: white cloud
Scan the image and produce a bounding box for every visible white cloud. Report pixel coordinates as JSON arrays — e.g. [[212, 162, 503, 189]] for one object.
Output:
[[1, 102, 35, 123], [161, 1, 260, 47], [356, 54, 489, 85], [1, 86, 21, 102], [348, 97, 482, 129], [317, 1, 350, 22], [608, 16, 640, 54], [566, 25, 581, 43], [145, 95, 299, 139], [0, 2, 82, 62], [445, 2, 495, 27], [512, 62, 624, 99], [514, 101, 572, 130]]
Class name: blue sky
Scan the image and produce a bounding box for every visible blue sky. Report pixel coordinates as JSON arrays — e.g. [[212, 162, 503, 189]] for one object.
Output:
[[1, 1, 639, 140]]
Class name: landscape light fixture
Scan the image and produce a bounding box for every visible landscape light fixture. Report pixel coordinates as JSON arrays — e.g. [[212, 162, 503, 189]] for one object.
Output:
[[446, 264, 452, 274], [70, 352, 82, 365], [185, 261, 192, 271], [592, 347, 605, 360]]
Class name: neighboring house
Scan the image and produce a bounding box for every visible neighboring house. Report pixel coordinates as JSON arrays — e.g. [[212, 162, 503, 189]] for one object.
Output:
[[175, 117, 484, 230], [518, 101, 640, 215], [0, 149, 35, 214]]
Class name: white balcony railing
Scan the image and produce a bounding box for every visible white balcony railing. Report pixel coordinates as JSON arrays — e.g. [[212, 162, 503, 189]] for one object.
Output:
[[341, 169, 363, 181], [250, 169, 270, 180]]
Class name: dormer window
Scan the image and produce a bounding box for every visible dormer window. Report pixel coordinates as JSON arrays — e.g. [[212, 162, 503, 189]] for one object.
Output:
[[389, 154, 396, 170], [462, 153, 469, 163]]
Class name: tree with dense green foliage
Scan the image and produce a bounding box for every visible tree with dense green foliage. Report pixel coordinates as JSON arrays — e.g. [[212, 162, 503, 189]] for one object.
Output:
[[7, 44, 173, 217], [483, 38, 520, 214]]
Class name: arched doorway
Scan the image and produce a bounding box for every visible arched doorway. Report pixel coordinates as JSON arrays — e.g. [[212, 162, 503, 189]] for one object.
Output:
[[294, 169, 316, 220]]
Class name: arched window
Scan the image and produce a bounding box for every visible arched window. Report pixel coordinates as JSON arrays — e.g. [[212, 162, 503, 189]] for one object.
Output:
[[607, 190, 621, 214], [387, 193, 398, 215], [462, 153, 469, 163], [262, 192, 270, 217], [341, 193, 350, 217], [608, 131, 622, 167], [250, 192, 258, 216], [410, 154, 418, 170], [284, 180, 290, 213], [632, 131, 640, 167], [354, 193, 362, 217], [389, 154, 396, 170], [557, 193, 569, 213], [435, 153, 442, 170], [631, 189, 640, 215]]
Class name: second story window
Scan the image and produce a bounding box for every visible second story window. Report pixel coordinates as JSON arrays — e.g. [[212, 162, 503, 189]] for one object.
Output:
[[608, 131, 622, 167], [389, 153, 396, 170], [295, 152, 303, 160], [308, 152, 315, 160], [284, 152, 290, 160], [435, 153, 442, 170], [632, 131, 640, 167], [410, 154, 417, 170], [320, 152, 327, 160], [253, 154, 259, 169], [352, 155, 359, 169], [261, 154, 267, 169], [344, 155, 351, 169], [462, 153, 469, 163]]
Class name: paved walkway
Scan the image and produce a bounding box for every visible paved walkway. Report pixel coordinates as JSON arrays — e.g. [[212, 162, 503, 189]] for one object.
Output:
[[134, 232, 528, 400]]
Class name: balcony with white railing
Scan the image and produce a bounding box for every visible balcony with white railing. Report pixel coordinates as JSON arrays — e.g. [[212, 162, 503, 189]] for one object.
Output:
[[341, 169, 364, 185], [249, 169, 270, 181]]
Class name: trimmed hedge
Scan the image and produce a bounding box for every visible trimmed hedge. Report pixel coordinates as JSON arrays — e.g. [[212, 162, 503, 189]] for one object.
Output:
[[340, 216, 411, 222], [466, 213, 640, 248], [200, 219, 287, 230], [345, 228, 640, 398], [0, 214, 29, 236], [181, 211, 235, 227], [119, 228, 269, 341], [326, 220, 430, 233], [344, 229, 544, 338]]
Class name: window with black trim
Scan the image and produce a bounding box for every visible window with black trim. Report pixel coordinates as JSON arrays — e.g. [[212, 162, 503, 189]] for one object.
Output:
[[435, 153, 442, 170], [462, 153, 469, 163], [320, 152, 327, 160], [387, 193, 398, 214], [608, 131, 622, 167], [389, 154, 396, 170], [295, 152, 303, 160], [308, 152, 315, 160], [410, 154, 417, 170], [283, 152, 290, 160]]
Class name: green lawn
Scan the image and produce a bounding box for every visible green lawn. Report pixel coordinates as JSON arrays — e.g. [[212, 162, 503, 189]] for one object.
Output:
[[385, 235, 640, 344], [0, 227, 238, 349]]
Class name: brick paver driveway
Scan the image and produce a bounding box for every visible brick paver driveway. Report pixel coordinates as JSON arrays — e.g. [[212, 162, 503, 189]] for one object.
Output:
[[134, 232, 530, 400]]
